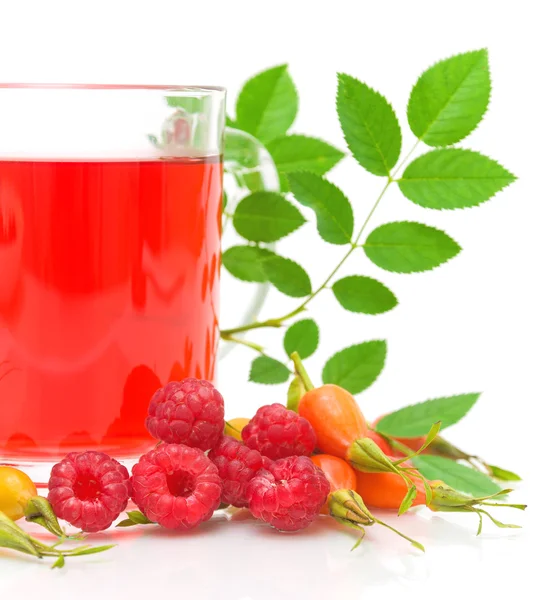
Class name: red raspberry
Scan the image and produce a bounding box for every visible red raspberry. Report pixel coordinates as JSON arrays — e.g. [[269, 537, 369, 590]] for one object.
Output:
[[146, 378, 224, 450], [242, 403, 316, 460], [208, 435, 272, 508], [47, 451, 131, 532], [131, 443, 221, 529], [246, 455, 330, 532]]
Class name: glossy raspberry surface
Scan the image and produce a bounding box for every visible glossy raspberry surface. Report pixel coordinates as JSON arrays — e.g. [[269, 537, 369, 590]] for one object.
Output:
[[246, 455, 330, 532], [209, 435, 271, 507], [48, 451, 131, 532], [131, 443, 222, 530], [146, 378, 224, 450], [242, 403, 316, 460]]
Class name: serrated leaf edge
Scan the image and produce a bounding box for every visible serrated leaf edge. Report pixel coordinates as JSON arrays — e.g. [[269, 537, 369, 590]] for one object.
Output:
[[249, 356, 291, 385], [287, 171, 354, 245], [266, 134, 346, 171], [375, 392, 481, 437], [235, 64, 298, 143], [337, 72, 402, 176], [221, 245, 269, 283], [332, 275, 398, 315], [413, 454, 501, 496], [398, 148, 516, 211], [322, 340, 387, 392], [407, 49, 491, 146], [283, 318, 320, 359], [233, 191, 306, 242], [363, 220, 462, 274]]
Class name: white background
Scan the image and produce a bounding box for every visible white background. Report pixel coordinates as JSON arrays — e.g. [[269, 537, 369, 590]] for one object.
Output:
[[0, 0, 547, 598]]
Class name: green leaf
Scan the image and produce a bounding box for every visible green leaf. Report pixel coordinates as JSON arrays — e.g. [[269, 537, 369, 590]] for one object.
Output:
[[233, 191, 305, 242], [116, 519, 137, 528], [413, 455, 501, 497], [283, 319, 319, 359], [126, 510, 154, 525], [332, 275, 397, 315], [287, 172, 354, 245], [322, 341, 386, 394], [399, 149, 516, 210], [398, 485, 418, 516], [235, 64, 298, 144], [262, 252, 312, 298], [487, 465, 521, 482], [24, 496, 65, 538], [222, 246, 268, 282], [223, 246, 311, 297], [0, 529, 40, 557], [69, 545, 116, 557], [364, 221, 461, 273], [226, 114, 237, 128], [407, 49, 491, 146], [266, 135, 345, 191], [52, 554, 65, 569], [375, 393, 480, 437], [337, 73, 401, 176], [249, 356, 291, 384]]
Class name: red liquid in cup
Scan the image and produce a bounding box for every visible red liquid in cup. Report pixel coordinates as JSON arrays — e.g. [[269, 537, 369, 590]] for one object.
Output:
[[0, 157, 222, 460]]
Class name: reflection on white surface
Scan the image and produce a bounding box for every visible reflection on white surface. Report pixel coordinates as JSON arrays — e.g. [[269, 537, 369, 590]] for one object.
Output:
[[0, 504, 529, 600]]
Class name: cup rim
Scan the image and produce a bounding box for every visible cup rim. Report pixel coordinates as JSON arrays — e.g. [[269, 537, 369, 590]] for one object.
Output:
[[0, 83, 225, 94]]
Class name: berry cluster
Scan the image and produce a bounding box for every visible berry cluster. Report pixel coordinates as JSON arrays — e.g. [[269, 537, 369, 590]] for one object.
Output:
[[47, 380, 329, 533]]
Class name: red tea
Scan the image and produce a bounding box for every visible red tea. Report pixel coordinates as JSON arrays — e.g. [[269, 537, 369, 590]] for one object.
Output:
[[0, 157, 222, 460]]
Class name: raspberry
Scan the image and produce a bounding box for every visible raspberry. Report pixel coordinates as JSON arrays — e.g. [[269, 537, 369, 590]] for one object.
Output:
[[131, 443, 221, 529], [208, 435, 272, 508], [246, 455, 330, 532], [146, 378, 224, 450], [242, 403, 316, 460], [47, 451, 131, 533]]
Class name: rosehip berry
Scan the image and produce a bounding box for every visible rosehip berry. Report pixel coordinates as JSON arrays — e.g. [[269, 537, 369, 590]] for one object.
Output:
[[224, 417, 250, 442], [0, 466, 37, 521], [242, 403, 316, 460], [131, 443, 222, 530], [146, 378, 225, 451], [48, 451, 131, 532], [246, 455, 330, 532], [208, 435, 271, 507]]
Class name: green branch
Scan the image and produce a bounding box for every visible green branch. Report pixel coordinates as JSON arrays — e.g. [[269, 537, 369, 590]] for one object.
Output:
[[220, 174, 396, 339]]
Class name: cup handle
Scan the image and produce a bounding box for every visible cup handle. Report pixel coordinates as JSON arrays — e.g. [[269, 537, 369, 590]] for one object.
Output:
[[218, 128, 280, 360]]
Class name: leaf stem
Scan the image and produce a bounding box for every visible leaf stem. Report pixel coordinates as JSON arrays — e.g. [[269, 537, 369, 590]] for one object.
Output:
[[221, 319, 283, 337], [220, 333, 265, 354], [353, 178, 392, 244], [290, 352, 315, 391], [391, 140, 420, 178], [382, 434, 415, 457], [373, 517, 425, 552]]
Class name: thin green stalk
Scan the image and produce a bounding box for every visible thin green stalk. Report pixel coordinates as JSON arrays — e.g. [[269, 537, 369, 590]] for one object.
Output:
[[353, 178, 392, 244], [382, 434, 415, 457], [290, 352, 314, 391], [220, 333, 265, 354], [374, 518, 425, 552], [220, 319, 282, 337], [391, 140, 420, 178]]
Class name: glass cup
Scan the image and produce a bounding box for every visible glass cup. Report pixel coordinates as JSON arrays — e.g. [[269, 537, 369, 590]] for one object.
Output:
[[219, 128, 280, 359], [0, 84, 238, 482]]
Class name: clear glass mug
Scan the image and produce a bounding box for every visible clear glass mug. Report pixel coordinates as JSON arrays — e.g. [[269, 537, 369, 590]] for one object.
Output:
[[0, 84, 277, 481]]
